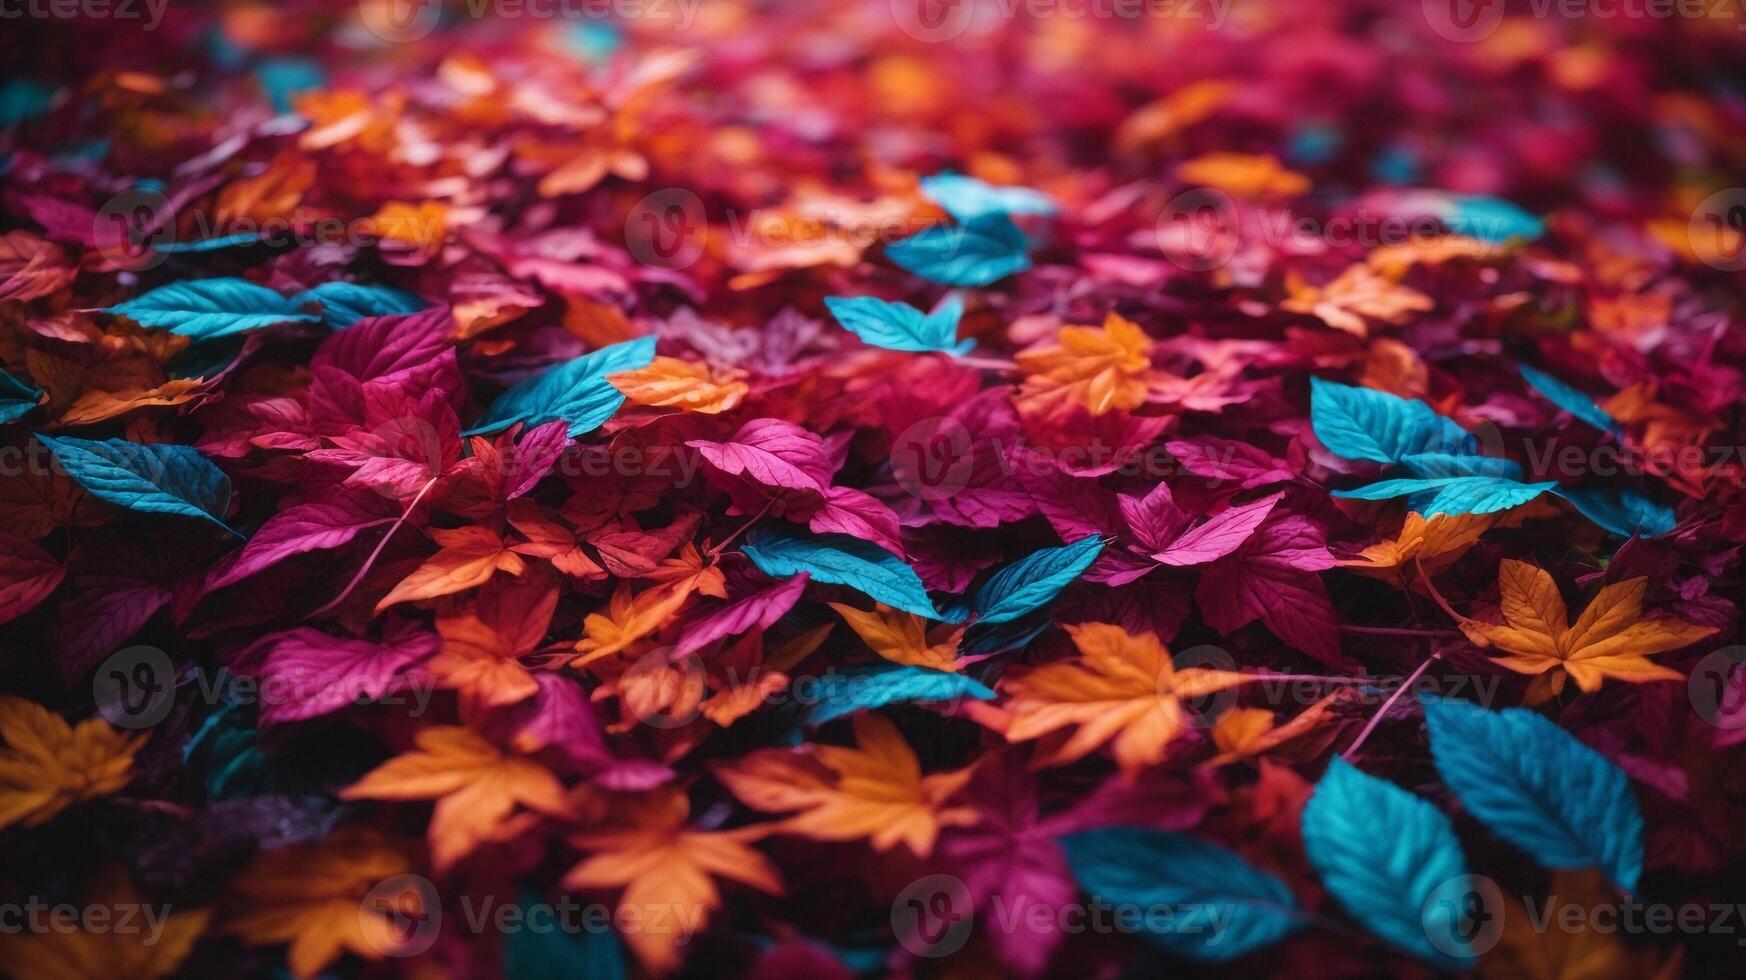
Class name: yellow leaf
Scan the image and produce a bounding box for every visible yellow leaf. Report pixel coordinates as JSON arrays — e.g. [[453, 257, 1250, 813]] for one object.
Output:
[[0, 695, 142, 830], [573, 581, 694, 666], [0, 866, 208, 980], [1341, 512, 1496, 585], [1461, 560, 1716, 701]]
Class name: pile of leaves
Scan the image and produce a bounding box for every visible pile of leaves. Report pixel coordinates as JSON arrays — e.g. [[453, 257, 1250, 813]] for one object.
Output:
[[2, 2, 1745, 977]]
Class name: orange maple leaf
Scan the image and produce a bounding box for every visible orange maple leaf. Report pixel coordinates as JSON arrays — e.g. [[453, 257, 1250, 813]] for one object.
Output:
[[364, 200, 448, 253], [0, 695, 143, 829], [1282, 265, 1434, 336], [714, 713, 976, 857], [1340, 511, 1496, 585], [0, 865, 208, 979], [1016, 312, 1154, 415], [572, 581, 694, 666], [607, 356, 749, 415], [340, 726, 566, 870], [225, 828, 421, 978], [564, 790, 782, 975], [430, 579, 558, 708], [376, 526, 527, 611], [1001, 622, 1253, 780], [1460, 560, 1717, 702], [828, 601, 964, 671]]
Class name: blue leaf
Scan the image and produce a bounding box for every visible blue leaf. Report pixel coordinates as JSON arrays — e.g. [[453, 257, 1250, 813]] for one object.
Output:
[[0, 369, 43, 423], [154, 232, 264, 255], [254, 57, 326, 114], [1422, 697, 1644, 891], [465, 336, 657, 438], [1553, 486, 1677, 538], [972, 535, 1104, 624], [1441, 194, 1543, 243], [1059, 827, 1305, 962], [741, 525, 939, 619], [1334, 476, 1555, 515], [291, 281, 427, 329], [1399, 453, 1522, 480], [1309, 378, 1473, 463], [805, 665, 993, 725], [1518, 365, 1617, 433], [886, 214, 1032, 286], [823, 295, 972, 354], [505, 889, 627, 980], [104, 278, 318, 340], [37, 434, 237, 534], [1301, 758, 1474, 968], [919, 172, 1058, 222], [0, 78, 58, 128]]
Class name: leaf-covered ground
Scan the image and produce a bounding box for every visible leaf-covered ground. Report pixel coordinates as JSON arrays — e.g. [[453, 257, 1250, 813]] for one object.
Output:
[[2, 2, 1745, 978]]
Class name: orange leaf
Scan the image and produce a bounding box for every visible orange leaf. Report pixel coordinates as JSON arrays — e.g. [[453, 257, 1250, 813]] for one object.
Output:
[[572, 581, 693, 666], [608, 356, 749, 415], [1001, 622, 1252, 780], [1175, 152, 1310, 198], [828, 601, 963, 671], [1341, 511, 1496, 585], [0, 695, 142, 830], [376, 526, 526, 611], [1015, 312, 1153, 415], [0, 866, 208, 979], [340, 727, 566, 870]]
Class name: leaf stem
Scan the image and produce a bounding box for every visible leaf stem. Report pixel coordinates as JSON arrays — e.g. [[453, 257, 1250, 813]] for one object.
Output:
[[1341, 649, 1442, 761], [308, 476, 439, 618]]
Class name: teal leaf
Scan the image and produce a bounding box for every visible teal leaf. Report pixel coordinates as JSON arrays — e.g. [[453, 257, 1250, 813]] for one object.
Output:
[[155, 232, 263, 255], [823, 295, 972, 354], [1442, 194, 1543, 243], [1301, 758, 1474, 968], [0, 369, 43, 423], [1423, 697, 1644, 891], [805, 664, 993, 725], [505, 889, 627, 980], [886, 214, 1032, 287], [0, 78, 58, 127], [920, 172, 1058, 222], [1518, 365, 1617, 433], [1399, 453, 1522, 480], [1554, 486, 1677, 538], [1309, 378, 1474, 464], [1334, 476, 1556, 515], [292, 281, 427, 329], [37, 434, 237, 533], [741, 525, 938, 619], [1059, 827, 1304, 962], [465, 336, 657, 438], [104, 277, 318, 340], [972, 535, 1104, 624]]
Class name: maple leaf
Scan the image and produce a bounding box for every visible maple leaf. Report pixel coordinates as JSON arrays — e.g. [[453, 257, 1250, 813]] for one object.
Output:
[[0, 695, 142, 829], [1282, 265, 1434, 336], [431, 578, 556, 707], [715, 713, 977, 857], [340, 726, 567, 870], [564, 790, 782, 974], [607, 355, 749, 414], [572, 581, 693, 666], [0, 866, 209, 980], [828, 601, 964, 671], [1461, 560, 1717, 701], [375, 525, 527, 611], [1340, 511, 1495, 585], [1000, 622, 1252, 780], [1016, 313, 1154, 415], [1478, 871, 1682, 980], [225, 828, 422, 978]]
